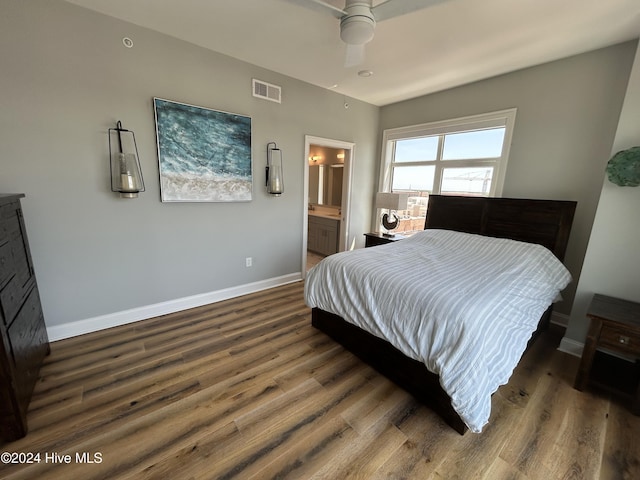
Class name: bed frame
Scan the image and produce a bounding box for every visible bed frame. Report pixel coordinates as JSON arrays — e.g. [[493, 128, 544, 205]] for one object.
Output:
[[311, 195, 577, 434]]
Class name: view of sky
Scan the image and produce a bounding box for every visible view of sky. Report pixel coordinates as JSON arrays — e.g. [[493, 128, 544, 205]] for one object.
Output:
[[392, 127, 504, 193]]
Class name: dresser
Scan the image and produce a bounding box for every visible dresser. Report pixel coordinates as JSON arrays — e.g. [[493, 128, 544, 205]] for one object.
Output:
[[0, 194, 49, 441]]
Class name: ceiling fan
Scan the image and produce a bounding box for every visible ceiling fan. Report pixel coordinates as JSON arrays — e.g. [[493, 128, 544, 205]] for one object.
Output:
[[289, 0, 448, 66]]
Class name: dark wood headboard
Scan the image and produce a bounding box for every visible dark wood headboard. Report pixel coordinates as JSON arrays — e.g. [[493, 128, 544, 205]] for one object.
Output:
[[424, 195, 577, 261]]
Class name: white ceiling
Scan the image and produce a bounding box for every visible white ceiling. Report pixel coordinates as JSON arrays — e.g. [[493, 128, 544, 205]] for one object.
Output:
[[65, 0, 640, 106]]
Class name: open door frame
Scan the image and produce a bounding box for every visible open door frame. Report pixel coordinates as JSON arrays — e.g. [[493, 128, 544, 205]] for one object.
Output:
[[302, 135, 355, 279]]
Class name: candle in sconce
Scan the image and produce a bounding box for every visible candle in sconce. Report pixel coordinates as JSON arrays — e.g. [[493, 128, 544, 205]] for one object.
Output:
[[120, 172, 137, 192], [117, 153, 139, 195], [119, 171, 139, 198], [269, 165, 283, 195]]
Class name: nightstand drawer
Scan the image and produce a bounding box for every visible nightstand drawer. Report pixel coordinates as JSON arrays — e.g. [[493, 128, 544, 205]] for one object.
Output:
[[599, 324, 640, 356]]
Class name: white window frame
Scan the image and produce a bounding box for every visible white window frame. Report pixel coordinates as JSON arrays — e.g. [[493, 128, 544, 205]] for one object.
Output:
[[378, 109, 517, 199]]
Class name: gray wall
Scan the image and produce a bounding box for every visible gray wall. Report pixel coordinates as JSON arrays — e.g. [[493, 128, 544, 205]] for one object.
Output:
[[0, 0, 379, 329], [565, 42, 640, 344], [379, 41, 638, 316], [1, 0, 636, 338]]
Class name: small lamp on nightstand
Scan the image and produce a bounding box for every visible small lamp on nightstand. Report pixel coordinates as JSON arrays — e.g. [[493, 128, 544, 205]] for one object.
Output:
[[375, 192, 409, 237]]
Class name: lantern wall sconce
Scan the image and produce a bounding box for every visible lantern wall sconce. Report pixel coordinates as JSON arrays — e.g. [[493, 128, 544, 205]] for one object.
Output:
[[108, 120, 145, 198], [266, 142, 284, 196]]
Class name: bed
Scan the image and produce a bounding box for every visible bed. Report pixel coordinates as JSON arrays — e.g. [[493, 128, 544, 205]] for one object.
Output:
[[304, 195, 576, 434]]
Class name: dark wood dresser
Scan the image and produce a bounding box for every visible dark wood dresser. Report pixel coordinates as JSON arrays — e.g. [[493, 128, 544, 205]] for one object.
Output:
[[0, 194, 49, 441]]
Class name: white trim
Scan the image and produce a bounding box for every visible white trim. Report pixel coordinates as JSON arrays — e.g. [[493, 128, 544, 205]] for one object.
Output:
[[46, 273, 302, 341], [550, 311, 569, 327], [381, 109, 518, 140], [553, 312, 580, 357], [551, 312, 580, 355], [558, 337, 584, 358]]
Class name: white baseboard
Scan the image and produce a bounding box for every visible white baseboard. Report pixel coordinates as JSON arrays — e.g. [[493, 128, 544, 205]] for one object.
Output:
[[552, 306, 583, 357], [558, 337, 584, 358], [550, 311, 569, 328], [550, 312, 585, 358], [47, 273, 303, 342]]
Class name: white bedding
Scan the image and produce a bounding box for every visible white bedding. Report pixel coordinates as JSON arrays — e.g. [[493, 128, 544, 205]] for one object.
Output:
[[304, 229, 572, 432]]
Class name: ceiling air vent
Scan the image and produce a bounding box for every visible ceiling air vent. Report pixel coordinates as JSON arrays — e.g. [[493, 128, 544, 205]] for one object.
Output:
[[252, 79, 281, 104]]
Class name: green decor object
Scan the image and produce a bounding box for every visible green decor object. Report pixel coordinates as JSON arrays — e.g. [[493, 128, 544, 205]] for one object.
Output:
[[606, 146, 640, 187]]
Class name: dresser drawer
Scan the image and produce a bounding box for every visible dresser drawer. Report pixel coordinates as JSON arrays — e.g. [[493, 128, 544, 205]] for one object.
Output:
[[599, 323, 640, 356], [0, 211, 20, 243], [7, 287, 47, 409], [1, 275, 24, 326], [0, 241, 13, 286]]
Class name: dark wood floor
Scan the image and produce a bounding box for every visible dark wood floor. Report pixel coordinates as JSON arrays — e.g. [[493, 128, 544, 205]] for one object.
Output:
[[1, 281, 638, 479]]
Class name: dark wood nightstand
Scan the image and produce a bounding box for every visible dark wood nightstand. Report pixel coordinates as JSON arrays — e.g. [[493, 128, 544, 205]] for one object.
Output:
[[364, 232, 406, 248], [574, 294, 640, 414]]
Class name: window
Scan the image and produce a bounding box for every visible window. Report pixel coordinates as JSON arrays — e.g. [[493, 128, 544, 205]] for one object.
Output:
[[378, 109, 516, 234]]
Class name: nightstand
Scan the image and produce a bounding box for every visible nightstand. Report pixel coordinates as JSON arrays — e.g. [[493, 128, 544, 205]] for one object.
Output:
[[364, 232, 406, 248], [574, 294, 640, 414]]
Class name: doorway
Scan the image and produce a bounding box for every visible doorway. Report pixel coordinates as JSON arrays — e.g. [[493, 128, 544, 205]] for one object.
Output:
[[302, 135, 354, 277]]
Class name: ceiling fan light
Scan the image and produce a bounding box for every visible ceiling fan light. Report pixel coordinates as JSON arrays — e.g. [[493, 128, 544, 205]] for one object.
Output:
[[340, 15, 375, 45]]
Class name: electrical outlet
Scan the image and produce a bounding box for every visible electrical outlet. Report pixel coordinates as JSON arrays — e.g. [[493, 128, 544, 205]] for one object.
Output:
[[245, 257, 252, 268]]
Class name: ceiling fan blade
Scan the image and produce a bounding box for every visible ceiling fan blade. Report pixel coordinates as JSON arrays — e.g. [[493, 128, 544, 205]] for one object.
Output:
[[282, 0, 346, 19], [344, 43, 365, 67], [372, 0, 449, 22]]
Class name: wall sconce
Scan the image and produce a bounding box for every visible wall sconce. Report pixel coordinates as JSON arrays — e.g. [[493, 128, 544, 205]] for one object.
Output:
[[336, 152, 345, 160], [266, 142, 284, 196], [375, 192, 409, 236], [108, 121, 145, 198], [309, 155, 321, 162]]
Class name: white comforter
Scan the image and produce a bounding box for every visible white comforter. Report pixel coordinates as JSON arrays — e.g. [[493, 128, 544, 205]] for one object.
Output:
[[304, 229, 571, 432]]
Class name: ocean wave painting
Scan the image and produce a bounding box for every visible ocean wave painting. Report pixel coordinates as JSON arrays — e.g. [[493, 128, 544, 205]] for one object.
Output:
[[153, 98, 252, 202]]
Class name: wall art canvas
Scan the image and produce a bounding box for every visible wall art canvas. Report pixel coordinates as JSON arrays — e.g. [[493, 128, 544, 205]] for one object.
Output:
[[153, 98, 252, 202]]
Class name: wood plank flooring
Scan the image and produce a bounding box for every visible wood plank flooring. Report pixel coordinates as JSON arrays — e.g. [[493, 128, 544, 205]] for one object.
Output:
[[1, 281, 638, 479]]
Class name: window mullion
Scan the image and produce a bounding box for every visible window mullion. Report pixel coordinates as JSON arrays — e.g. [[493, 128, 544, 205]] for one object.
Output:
[[390, 160, 436, 168], [441, 158, 497, 168], [380, 139, 395, 192], [433, 135, 445, 193]]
